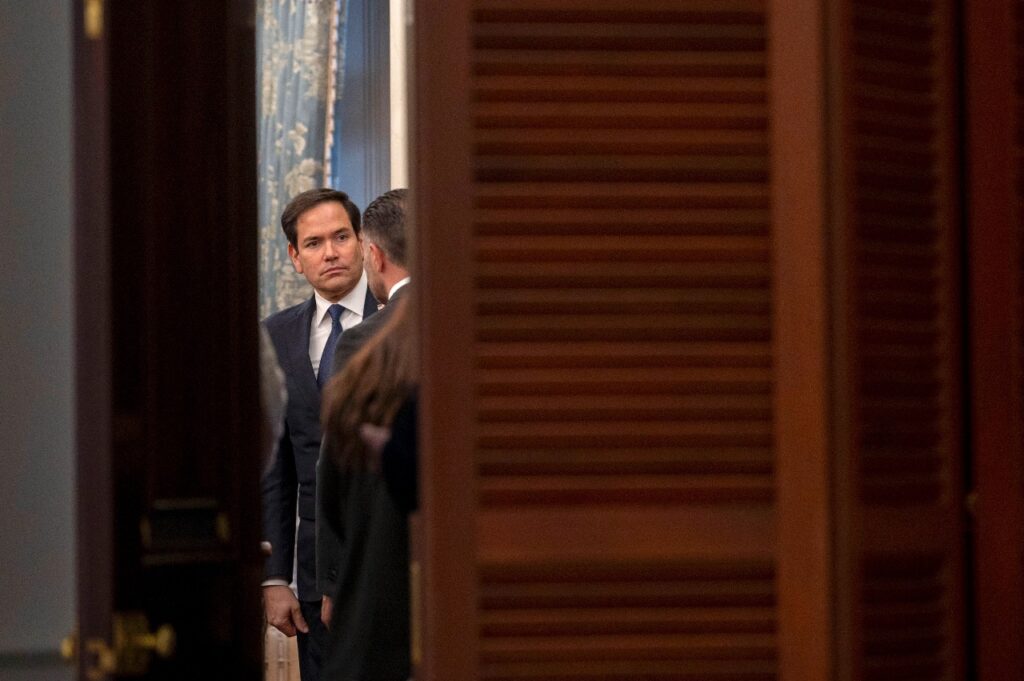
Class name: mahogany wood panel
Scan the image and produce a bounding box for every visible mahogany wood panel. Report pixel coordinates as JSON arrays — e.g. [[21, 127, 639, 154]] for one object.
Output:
[[411, 0, 480, 678], [768, 0, 833, 678], [966, 0, 1024, 678]]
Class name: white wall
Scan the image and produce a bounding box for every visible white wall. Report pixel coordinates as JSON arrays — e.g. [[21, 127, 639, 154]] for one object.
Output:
[[0, 0, 76, 671], [389, 0, 409, 189]]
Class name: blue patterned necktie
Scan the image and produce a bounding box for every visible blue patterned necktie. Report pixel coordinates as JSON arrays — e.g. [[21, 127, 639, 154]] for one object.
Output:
[[317, 304, 344, 388]]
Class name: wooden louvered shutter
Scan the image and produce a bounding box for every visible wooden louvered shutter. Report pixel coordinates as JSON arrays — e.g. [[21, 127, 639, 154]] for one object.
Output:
[[411, 1, 970, 679], [966, 0, 1024, 677], [776, 0, 970, 677], [832, 0, 966, 678], [414, 2, 778, 679]]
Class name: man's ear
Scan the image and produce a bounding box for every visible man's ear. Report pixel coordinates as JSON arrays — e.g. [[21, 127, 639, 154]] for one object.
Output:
[[369, 242, 386, 272], [287, 242, 303, 273]]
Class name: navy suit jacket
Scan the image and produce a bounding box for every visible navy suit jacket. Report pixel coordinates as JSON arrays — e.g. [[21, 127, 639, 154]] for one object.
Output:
[[261, 289, 378, 601]]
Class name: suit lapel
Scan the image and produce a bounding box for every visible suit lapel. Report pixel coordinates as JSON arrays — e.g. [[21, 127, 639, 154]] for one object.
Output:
[[283, 296, 320, 405], [280, 290, 377, 402], [362, 287, 380, 319]]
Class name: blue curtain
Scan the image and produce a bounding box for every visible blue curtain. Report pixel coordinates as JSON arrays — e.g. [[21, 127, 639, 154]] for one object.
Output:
[[257, 0, 347, 319], [329, 0, 390, 210]]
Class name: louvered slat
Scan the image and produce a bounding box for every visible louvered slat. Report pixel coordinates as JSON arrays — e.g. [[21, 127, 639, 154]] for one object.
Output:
[[849, 0, 952, 507], [843, 0, 964, 678], [470, 1, 774, 677], [471, 3, 770, 499], [863, 555, 948, 681], [479, 562, 776, 681]]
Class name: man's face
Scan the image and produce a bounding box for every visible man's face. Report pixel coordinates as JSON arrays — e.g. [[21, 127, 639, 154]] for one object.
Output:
[[288, 201, 363, 302], [361, 238, 389, 303]]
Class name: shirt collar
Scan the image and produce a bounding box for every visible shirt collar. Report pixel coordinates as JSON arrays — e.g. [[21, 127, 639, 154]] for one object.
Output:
[[388, 277, 411, 302], [313, 270, 369, 325]]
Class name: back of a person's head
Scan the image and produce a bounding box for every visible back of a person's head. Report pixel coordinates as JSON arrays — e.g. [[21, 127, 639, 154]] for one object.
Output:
[[362, 188, 408, 267]]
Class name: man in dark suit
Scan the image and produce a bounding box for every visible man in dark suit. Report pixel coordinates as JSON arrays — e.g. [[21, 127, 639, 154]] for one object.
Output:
[[317, 188, 413, 680], [262, 188, 378, 681]]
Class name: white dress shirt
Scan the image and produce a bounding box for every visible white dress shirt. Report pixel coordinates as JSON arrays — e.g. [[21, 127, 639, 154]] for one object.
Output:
[[308, 272, 370, 375]]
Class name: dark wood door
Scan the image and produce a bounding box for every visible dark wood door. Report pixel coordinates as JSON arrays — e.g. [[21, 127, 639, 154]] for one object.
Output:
[[410, 1, 970, 679], [73, 1, 262, 678], [412, 2, 779, 679], [966, 0, 1024, 677]]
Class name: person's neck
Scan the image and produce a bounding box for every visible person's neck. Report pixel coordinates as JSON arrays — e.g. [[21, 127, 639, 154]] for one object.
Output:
[[314, 284, 357, 305], [380, 271, 411, 301], [317, 291, 344, 304]]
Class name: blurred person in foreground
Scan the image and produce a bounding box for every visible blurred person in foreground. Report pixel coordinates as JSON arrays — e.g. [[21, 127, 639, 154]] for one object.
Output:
[[317, 188, 416, 680]]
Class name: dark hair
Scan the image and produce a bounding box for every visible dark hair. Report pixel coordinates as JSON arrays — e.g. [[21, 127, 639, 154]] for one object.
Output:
[[280, 188, 361, 248], [361, 188, 408, 267], [322, 297, 417, 471]]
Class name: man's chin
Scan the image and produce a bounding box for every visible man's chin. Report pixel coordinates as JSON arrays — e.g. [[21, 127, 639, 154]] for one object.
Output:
[[318, 277, 359, 300]]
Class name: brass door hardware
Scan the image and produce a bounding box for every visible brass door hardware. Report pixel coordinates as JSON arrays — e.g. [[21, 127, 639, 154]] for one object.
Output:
[[60, 630, 78, 663], [84, 0, 104, 39], [66, 612, 176, 679], [85, 637, 117, 680]]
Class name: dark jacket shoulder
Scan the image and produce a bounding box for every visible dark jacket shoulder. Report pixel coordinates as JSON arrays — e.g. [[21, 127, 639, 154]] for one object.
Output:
[[262, 298, 312, 343], [329, 285, 408, 375]]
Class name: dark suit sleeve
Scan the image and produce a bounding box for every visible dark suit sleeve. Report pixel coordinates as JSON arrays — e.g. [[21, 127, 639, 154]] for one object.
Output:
[[262, 420, 297, 581], [316, 442, 344, 596], [331, 321, 371, 376], [381, 391, 419, 514]]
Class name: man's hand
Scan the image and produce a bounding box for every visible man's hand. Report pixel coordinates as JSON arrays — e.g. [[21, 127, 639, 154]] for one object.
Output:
[[263, 585, 309, 637], [321, 594, 334, 628]]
